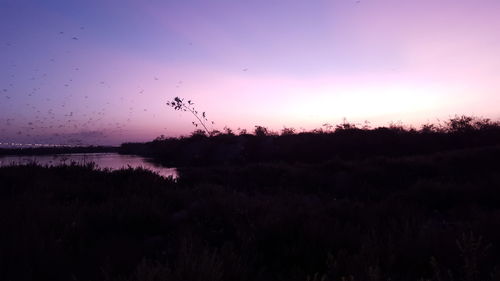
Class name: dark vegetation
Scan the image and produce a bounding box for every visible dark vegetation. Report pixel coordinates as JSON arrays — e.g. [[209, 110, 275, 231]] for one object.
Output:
[[0, 145, 118, 156], [2, 115, 500, 280], [120, 115, 500, 166]]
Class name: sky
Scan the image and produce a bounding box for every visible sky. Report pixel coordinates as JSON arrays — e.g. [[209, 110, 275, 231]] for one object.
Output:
[[1, 0, 500, 145]]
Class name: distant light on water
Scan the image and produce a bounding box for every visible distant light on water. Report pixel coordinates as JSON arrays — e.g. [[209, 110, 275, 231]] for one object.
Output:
[[0, 142, 86, 148]]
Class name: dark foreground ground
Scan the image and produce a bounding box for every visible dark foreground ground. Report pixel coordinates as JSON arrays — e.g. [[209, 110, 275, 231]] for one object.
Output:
[[2, 143, 500, 281]]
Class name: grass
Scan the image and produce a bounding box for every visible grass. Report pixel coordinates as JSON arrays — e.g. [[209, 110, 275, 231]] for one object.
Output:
[[2, 141, 500, 280]]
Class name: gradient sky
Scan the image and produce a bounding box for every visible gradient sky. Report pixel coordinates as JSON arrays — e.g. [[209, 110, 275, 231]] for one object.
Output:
[[1, 0, 500, 145]]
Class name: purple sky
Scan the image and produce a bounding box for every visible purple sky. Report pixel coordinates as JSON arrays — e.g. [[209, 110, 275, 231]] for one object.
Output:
[[1, 0, 499, 145]]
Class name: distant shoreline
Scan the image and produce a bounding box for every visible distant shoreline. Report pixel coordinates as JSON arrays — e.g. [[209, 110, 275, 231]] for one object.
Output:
[[0, 146, 119, 156]]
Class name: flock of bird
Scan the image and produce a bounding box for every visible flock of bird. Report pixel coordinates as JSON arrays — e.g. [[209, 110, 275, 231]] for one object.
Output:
[[2, 7, 287, 146], [0, 26, 196, 145], [0, 1, 370, 146]]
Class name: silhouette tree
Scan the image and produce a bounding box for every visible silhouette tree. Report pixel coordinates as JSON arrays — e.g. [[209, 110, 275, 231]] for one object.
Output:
[[254, 125, 269, 137], [166, 97, 214, 136]]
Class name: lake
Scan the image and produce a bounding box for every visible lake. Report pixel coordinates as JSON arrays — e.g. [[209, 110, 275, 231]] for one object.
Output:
[[0, 153, 178, 179]]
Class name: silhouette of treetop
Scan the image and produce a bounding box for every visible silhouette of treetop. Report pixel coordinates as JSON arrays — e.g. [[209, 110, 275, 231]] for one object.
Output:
[[166, 96, 214, 136]]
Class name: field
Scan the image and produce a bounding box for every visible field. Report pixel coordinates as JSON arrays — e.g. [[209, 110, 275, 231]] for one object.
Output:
[[2, 117, 500, 281]]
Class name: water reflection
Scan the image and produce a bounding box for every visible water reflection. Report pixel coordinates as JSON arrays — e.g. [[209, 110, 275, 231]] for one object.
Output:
[[0, 153, 177, 179]]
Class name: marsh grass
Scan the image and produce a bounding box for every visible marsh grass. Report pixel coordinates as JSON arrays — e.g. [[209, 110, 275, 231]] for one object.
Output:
[[2, 120, 500, 280]]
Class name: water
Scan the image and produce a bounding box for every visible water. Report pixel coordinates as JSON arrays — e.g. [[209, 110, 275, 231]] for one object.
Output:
[[0, 153, 178, 179]]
